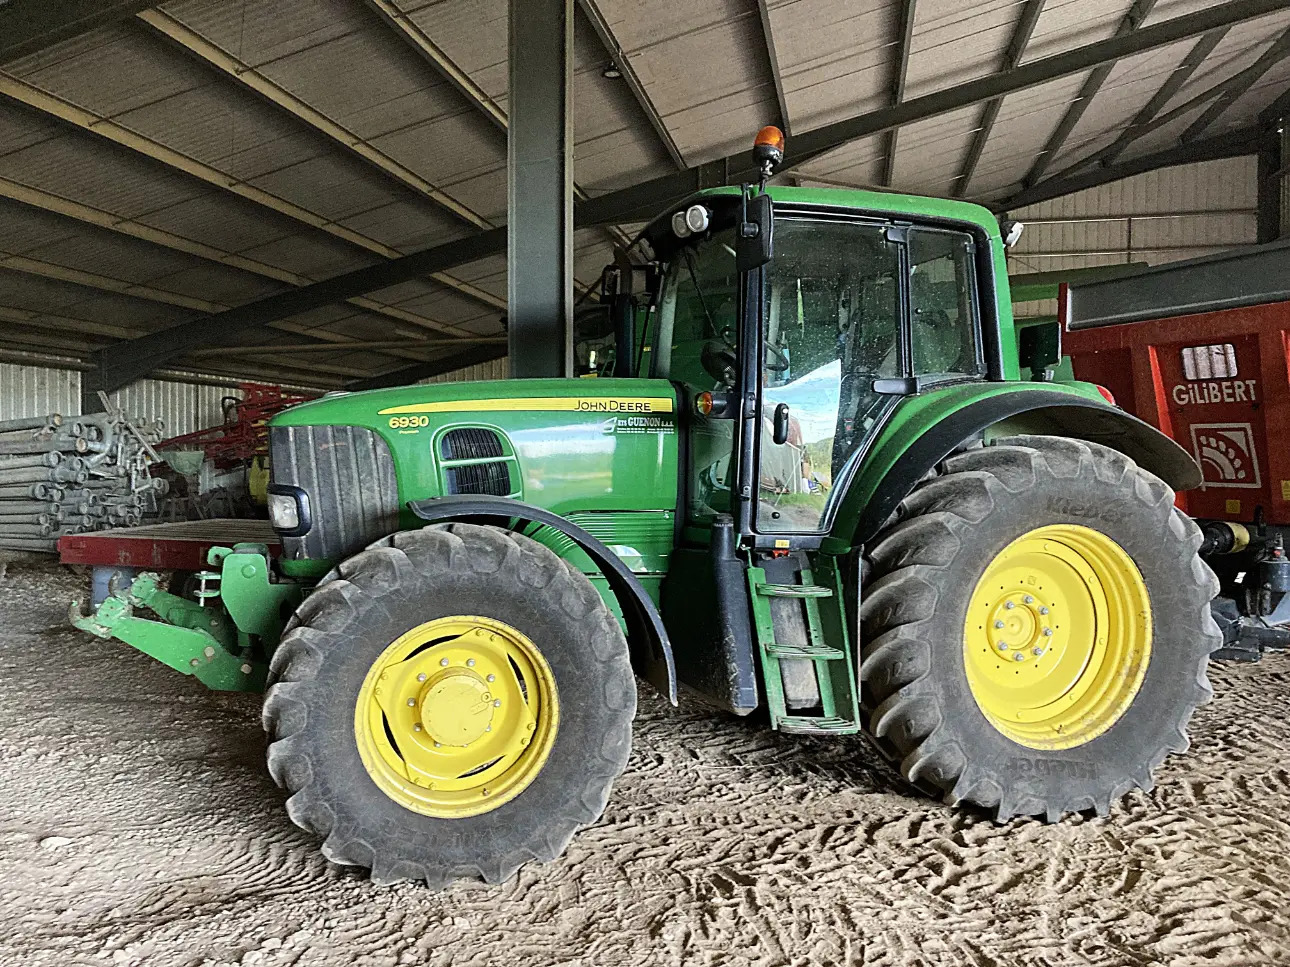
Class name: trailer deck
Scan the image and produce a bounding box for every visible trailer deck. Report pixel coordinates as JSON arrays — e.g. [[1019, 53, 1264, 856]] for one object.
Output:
[[58, 519, 279, 571]]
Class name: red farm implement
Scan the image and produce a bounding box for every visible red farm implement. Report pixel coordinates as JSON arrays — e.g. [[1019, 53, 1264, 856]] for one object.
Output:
[[1062, 239, 1290, 659]]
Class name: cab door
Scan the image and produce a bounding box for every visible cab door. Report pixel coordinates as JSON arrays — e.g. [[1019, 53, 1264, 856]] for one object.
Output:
[[754, 219, 987, 538]]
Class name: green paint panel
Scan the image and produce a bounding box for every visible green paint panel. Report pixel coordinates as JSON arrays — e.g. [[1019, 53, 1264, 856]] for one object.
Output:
[[273, 377, 680, 522], [827, 380, 1106, 551]]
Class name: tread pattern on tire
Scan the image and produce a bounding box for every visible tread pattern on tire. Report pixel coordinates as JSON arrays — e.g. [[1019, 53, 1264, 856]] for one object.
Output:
[[858, 436, 1221, 822], [261, 523, 636, 886]]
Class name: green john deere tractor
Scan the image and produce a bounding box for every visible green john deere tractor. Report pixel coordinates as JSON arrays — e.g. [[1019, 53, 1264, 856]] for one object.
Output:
[[72, 135, 1220, 887]]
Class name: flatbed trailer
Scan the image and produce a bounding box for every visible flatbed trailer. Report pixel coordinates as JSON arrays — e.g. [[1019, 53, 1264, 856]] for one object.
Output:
[[59, 519, 279, 604]]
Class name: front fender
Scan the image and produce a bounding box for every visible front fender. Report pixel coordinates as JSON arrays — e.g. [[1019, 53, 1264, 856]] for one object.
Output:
[[838, 386, 1200, 547], [406, 494, 677, 705]]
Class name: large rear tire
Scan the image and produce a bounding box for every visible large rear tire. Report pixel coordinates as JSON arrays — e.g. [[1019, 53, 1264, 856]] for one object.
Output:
[[859, 436, 1220, 821], [262, 523, 636, 886]]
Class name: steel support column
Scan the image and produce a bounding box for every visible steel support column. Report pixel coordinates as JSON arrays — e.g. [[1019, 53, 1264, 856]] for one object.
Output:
[[507, 0, 573, 379], [1258, 121, 1286, 243]]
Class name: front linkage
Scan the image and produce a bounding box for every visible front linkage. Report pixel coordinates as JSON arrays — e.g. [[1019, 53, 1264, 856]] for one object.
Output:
[[70, 542, 301, 692]]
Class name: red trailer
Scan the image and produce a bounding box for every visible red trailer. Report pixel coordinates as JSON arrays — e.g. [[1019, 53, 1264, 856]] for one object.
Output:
[[1061, 239, 1290, 657]]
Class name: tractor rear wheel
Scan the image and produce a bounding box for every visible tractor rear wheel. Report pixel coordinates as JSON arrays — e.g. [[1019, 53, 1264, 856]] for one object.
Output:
[[859, 435, 1220, 821], [262, 523, 636, 886]]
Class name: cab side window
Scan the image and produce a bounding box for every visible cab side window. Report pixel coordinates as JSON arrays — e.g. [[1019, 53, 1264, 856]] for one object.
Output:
[[908, 229, 983, 380]]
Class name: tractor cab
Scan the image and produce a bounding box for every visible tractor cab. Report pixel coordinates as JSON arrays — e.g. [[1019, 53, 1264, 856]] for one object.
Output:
[[610, 182, 993, 548]]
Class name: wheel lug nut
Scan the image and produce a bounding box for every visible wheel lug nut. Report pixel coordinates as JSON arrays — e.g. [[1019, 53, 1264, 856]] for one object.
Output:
[[485, 725, 492, 732], [439, 657, 449, 667], [434, 741, 441, 748], [414, 723, 422, 732], [1032, 647, 1045, 656], [1040, 607, 1050, 615], [417, 673, 427, 682], [1024, 595, 1034, 604], [994, 620, 1005, 629], [467, 659, 476, 667], [1004, 601, 1015, 610], [407, 698, 416, 707], [493, 699, 501, 707], [997, 643, 1009, 651], [1043, 628, 1053, 637], [1013, 652, 1025, 661], [486, 674, 495, 682]]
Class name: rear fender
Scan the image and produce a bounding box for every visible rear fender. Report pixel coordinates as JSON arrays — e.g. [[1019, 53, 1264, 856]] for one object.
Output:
[[849, 390, 1200, 546], [406, 494, 677, 704]]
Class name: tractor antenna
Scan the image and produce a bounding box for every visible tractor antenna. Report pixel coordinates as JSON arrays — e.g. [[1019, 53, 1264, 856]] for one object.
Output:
[[752, 126, 785, 192]]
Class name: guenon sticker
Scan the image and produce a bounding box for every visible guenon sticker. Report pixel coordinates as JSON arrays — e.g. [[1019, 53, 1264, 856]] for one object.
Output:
[[600, 414, 676, 436]]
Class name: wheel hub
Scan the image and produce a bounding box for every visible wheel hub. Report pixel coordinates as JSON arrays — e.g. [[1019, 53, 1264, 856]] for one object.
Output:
[[984, 592, 1053, 661], [419, 668, 495, 747]]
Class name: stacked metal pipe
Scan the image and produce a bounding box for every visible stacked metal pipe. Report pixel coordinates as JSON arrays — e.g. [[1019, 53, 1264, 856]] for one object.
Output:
[[0, 402, 166, 553]]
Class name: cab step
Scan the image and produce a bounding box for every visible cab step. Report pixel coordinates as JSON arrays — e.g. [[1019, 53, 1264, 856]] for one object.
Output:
[[756, 583, 833, 598], [747, 556, 861, 735], [764, 641, 846, 660], [777, 715, 856, 734]]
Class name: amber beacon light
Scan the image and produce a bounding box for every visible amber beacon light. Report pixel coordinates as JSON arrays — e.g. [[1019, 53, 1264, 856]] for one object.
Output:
[[753, 126, 785, 181]]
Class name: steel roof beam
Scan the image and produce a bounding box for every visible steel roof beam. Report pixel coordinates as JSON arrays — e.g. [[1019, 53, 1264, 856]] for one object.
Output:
[[1048, 28, 1290, 183], [362, 0, 629, 253], [1020, 0, 1158, 190], [0, 72, 504, 318], [0, 179, 474, 352], [0, 0, 156, 65], [882, 0, 918, 187], [755, 0, 792, 136], [87, 0, 1286, 390], [1184, 26, 1290, 141], [955, 0, 1047, 196], [1062, 28, 1230, 177], [1000, 124, 1262, 210], [139, 9, 490, 229], [576, 0, 687, 168], [0, 254, 432, 371]]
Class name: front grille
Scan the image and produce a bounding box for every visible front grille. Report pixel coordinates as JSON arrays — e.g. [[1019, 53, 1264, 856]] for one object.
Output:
[[445, 461, 512, 496], [441, 427, 504, 460], [270, 425, 399, 560]]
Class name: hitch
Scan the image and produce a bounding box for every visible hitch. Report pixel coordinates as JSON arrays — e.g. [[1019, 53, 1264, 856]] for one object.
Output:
[[69, 543, 303, 692]]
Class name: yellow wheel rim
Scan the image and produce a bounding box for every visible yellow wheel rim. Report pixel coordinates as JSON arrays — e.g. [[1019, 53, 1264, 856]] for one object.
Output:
[[353, 615, 559, 818], [963, 524, 1152, 751]]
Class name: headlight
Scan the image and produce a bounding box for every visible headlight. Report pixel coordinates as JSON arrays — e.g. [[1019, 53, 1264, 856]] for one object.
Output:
[[683, 204, 710, 234], [268, 492, 300, 531]]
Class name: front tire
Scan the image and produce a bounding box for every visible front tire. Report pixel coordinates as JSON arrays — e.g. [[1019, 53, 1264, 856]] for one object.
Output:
[[262, 523, 636, 886], [859, 436, 1220, 821]]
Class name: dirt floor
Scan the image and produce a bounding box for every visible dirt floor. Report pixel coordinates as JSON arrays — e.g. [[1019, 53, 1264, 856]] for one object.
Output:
[[2, 561, 1289, 967]]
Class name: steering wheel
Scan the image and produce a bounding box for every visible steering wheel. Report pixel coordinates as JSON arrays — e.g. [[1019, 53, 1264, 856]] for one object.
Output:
[[765, 340, 790, 373]]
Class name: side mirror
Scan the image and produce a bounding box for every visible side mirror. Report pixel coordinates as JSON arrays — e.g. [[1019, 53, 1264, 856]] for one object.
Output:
[[1018, 320, 1062, 382], [772, 403, 790, 445], [736, 192, 773, 273], [872, 376, 923, 396]]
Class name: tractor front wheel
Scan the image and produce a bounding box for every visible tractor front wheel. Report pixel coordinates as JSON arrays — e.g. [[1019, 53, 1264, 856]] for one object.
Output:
[[859, 436, 1220, 821], [262, 523, 636, 886]]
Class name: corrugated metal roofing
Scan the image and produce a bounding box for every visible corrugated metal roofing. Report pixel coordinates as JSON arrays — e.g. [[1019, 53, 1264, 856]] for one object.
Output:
[[0, 0, 1287, 389]]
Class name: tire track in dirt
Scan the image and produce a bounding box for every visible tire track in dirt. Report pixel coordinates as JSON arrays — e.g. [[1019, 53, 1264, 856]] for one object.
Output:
[[2, 562, 1290, 966]]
